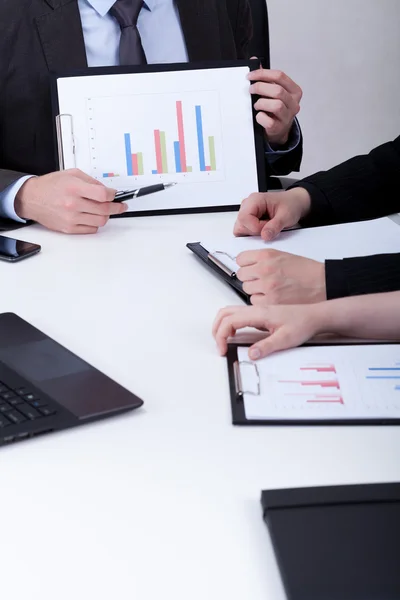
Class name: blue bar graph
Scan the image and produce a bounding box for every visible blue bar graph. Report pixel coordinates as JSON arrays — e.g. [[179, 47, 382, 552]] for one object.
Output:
[[366, 376, 400, 379], [195, 105, 206, 172], [124, 133, 133, 176], [103, 173, 110, 178], [152, 169, 158, 175], [174, 142, 182, 173], [369, 368, 400, 371]]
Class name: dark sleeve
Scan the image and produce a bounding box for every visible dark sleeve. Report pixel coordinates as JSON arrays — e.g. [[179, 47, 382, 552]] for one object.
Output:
[[294, 136, 400, 227], [0, 170, 31, 232], [266, 124, 303, 177], [325, 253, 400, 300]]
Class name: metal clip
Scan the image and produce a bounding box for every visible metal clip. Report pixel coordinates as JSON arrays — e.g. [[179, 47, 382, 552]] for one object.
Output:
[[208, 250, 237, 278], [55, 113, 75, 170], [233, 360, 261, 397]]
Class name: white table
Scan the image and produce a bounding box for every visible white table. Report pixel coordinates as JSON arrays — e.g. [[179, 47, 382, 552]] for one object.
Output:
[[0, 212, 399, 600]]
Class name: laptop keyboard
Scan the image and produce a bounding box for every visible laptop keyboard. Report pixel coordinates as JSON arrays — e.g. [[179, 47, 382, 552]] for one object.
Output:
[[0, 380, 57, 429]]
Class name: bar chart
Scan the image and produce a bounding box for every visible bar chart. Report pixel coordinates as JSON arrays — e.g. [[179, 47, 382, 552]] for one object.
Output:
[[86, 91, 224, 185], [277, 363, 344, 406]]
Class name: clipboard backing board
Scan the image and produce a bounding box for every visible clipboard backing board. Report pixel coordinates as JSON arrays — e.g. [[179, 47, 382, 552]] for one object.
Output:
[[51, 60, 266, 217], [227, 342, 400, 426]]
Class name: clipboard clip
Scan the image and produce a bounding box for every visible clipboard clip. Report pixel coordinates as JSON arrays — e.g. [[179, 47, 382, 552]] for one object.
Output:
[[208, 250, 237, 278], [233, 360, 261, 398], [55, 113, 76, 170]]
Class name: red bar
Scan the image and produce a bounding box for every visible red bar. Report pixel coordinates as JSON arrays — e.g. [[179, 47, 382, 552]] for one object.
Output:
[[301, 365, 336, 373], [107, 173, 114, 177], [131, 154, 139, 177], [154, 130, 163, 174], [279, 380, 340, 389], [176, 101, 187, 172], [205, 166, 211, 171]]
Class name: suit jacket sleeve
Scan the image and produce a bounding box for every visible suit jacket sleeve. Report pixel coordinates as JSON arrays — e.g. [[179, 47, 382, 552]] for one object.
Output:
[[292, 135, 400, 299], [325, 254, 400, 300], [296, 135, 400, 227], [0, 170, 31, 232]]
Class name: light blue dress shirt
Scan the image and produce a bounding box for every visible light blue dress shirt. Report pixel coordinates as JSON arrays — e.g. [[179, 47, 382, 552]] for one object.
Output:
[[0, 0, 299, 222]]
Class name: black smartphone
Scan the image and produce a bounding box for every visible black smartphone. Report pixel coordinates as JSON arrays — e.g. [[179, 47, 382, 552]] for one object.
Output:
[[0, 235, 41, 263]]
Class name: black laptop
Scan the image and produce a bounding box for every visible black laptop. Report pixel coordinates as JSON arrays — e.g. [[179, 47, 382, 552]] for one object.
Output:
[[0, 313, 143, 447]]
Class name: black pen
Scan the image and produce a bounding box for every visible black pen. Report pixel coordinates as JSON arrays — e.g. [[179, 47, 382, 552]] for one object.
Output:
[[113, 182, 177, 202]]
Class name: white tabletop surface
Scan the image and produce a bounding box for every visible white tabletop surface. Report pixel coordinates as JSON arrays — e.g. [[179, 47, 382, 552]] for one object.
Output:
[[0, 212, 399, 600]]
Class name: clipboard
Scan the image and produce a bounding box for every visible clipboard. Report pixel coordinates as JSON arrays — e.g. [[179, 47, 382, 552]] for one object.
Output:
[[261, 483, 400, 600], [51, 60, 267, 218], [226, 342, 400, 426], [186, 241, 250, 303]]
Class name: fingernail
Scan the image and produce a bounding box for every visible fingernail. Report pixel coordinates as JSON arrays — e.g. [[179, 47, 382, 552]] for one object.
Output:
[[263, 229, 275, 240], [249, 348, 261, 360]]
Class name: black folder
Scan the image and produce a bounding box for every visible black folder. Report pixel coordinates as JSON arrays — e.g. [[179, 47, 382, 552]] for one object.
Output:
[[186, 242, 250, 303], [261, 483, 400, 600]]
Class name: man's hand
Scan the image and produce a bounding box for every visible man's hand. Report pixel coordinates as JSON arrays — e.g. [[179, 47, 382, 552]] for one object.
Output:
[[236, 249, 326, 305], [15, 169, 127, 234], [247, 67, 302, 147], [213, 304, 322, 360], [233, 188, 311, 241]]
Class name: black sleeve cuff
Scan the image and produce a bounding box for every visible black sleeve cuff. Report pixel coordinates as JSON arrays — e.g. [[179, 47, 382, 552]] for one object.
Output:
[[288, 180, 335, 227], [326, 253, 400, 300], [325, 260, 350, 300]]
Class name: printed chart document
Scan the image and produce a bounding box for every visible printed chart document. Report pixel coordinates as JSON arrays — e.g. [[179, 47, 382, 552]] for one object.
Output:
[[200, 217, 400, 272], [238, 344, 400, 421], [54, 64, 262, 213]]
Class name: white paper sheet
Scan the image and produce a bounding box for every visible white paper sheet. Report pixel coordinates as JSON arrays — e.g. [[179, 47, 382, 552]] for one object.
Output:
[[56, 66, 259, 212], [201, 217, 400, 273], [238, 344, 400, 420]]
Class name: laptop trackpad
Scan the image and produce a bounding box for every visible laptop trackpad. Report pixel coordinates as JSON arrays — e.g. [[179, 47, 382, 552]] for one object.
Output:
[[0, 339, 134, 419], [3, 340, 89, 381]]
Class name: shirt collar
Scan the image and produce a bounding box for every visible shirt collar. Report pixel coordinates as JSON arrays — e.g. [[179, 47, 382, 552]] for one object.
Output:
[[86, 0, 154, 18]]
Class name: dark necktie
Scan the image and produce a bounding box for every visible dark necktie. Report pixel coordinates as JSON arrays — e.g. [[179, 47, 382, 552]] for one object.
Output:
[[110, 0, 147, 66]]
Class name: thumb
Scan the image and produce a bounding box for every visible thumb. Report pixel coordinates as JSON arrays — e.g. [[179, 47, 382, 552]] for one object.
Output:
[[260, 215, 286, 241], [248, 328, 291, 360]]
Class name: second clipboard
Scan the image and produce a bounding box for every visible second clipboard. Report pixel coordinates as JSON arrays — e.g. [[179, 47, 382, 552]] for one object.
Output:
[[226, 342, 400, 426]]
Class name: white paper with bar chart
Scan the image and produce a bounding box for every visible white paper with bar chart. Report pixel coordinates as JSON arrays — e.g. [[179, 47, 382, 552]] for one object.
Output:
[[54, 65, 262, 213], [237, 345, 400, 421]]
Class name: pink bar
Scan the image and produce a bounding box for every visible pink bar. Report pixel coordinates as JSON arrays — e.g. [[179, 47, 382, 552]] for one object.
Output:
[[176, 101, 187, 172], [131, 155, 139, 177], [279, 380, 340, 389], [301, 366, 336, 373], [154, 130, 163, 174], [205, 166, 211, 171]]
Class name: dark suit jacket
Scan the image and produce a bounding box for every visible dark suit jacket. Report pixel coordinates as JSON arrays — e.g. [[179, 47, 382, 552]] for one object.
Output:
[[297, 136, 400, 299], [0, 0, 302, 231]]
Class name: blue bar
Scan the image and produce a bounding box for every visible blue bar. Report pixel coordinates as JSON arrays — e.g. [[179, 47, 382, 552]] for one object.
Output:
[[174, 141, 181, 173], [103, 173, 110, 178], [369, 368, 400, 371], [152, 169, 158, 175], [366, 376, 400, 379], [195, 105, 206, 171], [124, 133, 133, 176]]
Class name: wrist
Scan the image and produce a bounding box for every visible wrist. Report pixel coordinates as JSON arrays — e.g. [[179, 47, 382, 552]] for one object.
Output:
[[289, 187, 311, 220], [15, 177, 38, 220], [312, 297, 353, 336]]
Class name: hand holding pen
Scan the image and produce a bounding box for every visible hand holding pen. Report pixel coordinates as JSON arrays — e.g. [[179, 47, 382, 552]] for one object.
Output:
[[113, 182, 177, 202]]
